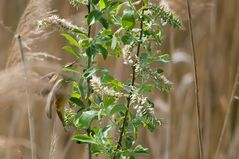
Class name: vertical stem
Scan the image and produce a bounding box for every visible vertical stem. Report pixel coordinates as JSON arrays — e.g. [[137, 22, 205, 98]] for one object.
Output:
[[186, 1, 204, 159], [206, 0, 217, 158], [113, 10, 144, 159], [86, 1, 92, 159], [168, 28, 175, 159], [214, 64, 239, 159], [17, 35, 37, 159]]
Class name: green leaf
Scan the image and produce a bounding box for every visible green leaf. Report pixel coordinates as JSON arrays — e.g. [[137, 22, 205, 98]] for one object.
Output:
[[92, 0, 100, 5], [143, 0, 148, 6], [102, 73, 114, 83], [140, 53, 171, 63], [87, 10, 102, 26], [121, 33, 134, 45], [111, 34, 117, 49], [83, 67, 108, 78], [140, 53, 148, 61], [99, 17, 109, 29], [72, 28, 88, 39], [115, 2, 126, 15], [61, 33, 79, 47], [79, 38, 92, 48], [134, 145, 148, 154], [126, 136, 134, 149], [71, 92, 80, 103], [102, 74, 124, 89], [86, 45, 97, 58], [63, 66, 81, 74], [103, 97, 115, 107], [62, 46, 80, 58], [70, 97, 85, 107], [96, 44, 108, 60], [70, 94, 85, 107], [75, 110, 98, 129], [121, 8, 135, 30], [130, 155, 136, 159], [73, 134, 97, 144], [78, 79, 86, 98], [139, 84, 154, 93], [99, 0, 106, 10], [158, 54, 171, 63], [101, 125, 112, 138], [110, 104, 127, 115]]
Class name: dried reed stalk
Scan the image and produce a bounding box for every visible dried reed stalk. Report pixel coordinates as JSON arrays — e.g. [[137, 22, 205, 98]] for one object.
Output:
[[17, 35, 37, 159], [186, 0, 204, 159], [214, 64, 239, 159], [6, 0, 53, 68]]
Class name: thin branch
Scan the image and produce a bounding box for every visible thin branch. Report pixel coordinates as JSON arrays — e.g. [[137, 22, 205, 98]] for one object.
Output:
[[86, 2, 92, 159], [17, 35, 37, 159], [113, 10, 145, 159], [214, 64, 239, 159], [185, 1, 204, 159]]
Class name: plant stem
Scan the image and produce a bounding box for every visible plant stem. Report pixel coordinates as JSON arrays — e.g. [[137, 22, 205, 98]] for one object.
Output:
[[186, 1, 204, 159], [113, 10, 144, 159], [86, 1, 92, 159], [17, 35, 37, 159], [214, 64, 239, 159]]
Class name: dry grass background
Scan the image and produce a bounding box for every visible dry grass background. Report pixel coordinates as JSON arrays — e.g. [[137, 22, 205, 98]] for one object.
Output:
[[0, 0, 239, 159]]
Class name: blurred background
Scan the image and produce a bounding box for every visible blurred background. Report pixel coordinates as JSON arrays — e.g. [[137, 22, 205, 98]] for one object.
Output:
[[0, 0, 238, 159]]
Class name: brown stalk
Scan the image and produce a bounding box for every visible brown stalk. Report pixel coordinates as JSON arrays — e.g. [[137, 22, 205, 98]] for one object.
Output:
[[214, 64, 239, 159], [17, 35, 37, 159], [186, 0, 204, 159], [86, 1, 92, 159]]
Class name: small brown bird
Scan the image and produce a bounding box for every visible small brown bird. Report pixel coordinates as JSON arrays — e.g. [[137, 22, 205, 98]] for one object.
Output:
[[44, 73, 69, 126]]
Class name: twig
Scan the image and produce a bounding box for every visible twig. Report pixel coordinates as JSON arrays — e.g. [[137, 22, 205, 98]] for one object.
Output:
[[86, 2, 92, 159], [214, 64, 239, 159], [185, 1, 204, 159], [17, 35, 37, 159]]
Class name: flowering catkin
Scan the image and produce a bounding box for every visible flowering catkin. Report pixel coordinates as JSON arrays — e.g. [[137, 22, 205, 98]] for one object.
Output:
[[135, 61, 172, 92], [122, 45, 134, 65], [69, 0, 88, 8], [64, 108, 77, 127], [38, 15, 86, 36], [90, 75, 124, 98], [130, 87, 161, 129]]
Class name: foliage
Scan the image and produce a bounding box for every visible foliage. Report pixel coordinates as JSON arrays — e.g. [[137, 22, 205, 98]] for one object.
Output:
[[39, 0, 182, 158]]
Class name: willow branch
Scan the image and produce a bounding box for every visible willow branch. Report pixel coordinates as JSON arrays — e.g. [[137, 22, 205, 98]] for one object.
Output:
[[114, 10, 144, 157], [86, 1, 92, 159]]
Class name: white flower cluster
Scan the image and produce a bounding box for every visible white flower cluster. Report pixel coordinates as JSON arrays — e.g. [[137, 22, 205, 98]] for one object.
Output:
[[144, 9, 152, 16], [135, 61, 172, 92], [159, 0, 171, 12], [122, 45, 134, 65], [90, 75, 124, 98], [130, 87, 160, 128], [131, 87, 152, 116], [69, 0, 88, 7], [38, 15, 86, 35]]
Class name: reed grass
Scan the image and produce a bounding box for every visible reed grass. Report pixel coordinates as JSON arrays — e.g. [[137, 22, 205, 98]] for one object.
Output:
[[0, 0, 239, 158], [186, 0, 204, 158]]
